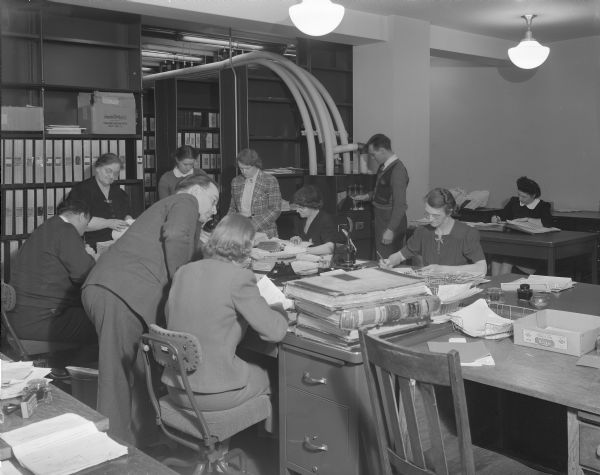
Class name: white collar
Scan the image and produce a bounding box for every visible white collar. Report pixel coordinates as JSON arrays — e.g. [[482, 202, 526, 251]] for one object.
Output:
[[59, 215, 69, 223], [382, 154, 399, 170], [521, 198, 540, 210], [173, 167, 194, 178]]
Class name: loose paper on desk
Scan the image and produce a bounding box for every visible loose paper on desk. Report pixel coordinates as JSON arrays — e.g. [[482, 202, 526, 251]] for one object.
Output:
[[450, 299, 513, 339], [0, 361, 51, 400], [427, 340, 495, 366], [501, 275, 573, 293], [257, 276, 294, 310], [0, 413, 127, 475]]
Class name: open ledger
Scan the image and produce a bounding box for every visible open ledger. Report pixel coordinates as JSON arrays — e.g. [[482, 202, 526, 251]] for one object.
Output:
[[504, 219, 560, 234], [0, 413, 127, 475]]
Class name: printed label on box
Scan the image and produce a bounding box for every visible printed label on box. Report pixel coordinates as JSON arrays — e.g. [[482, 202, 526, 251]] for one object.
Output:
[[522, 329, 568, 350], [101, 96, 120, 105]]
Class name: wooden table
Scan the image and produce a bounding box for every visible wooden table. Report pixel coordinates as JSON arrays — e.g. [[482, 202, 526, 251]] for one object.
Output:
[[0, 368, 176, 474], [479, 229, 598, 284], [390, 275, 600, 474]]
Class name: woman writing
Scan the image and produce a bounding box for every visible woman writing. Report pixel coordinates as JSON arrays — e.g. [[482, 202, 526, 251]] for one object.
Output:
[[162, 214, 288, 411], [158, 145, 207, 200], [290, 185, 343, 255], [68, 153, 132, 250], [381, 188, 487, 275], [490, 176, 553, 275], [228, 149, 282, 238]]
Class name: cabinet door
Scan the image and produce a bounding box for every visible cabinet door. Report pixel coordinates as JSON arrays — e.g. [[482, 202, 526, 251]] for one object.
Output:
[[286, 387, 353, 475]]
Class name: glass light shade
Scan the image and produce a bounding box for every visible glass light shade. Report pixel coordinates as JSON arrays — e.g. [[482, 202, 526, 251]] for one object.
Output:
[[508, 39, 550, 69], [289, 0, 345, 37]]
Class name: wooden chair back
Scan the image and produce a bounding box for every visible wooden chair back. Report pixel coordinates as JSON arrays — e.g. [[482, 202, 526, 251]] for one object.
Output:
[[359, 331, 475, 475], [1, 281, 30, 359]]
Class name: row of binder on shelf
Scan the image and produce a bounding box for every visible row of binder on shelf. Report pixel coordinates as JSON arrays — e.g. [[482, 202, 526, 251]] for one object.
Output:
[[4, 186, 71, 236], [142, 116, 156, 133], [179, 131, 220, 150], [177, 110, 219, 129], [0, 138, 137, 185]]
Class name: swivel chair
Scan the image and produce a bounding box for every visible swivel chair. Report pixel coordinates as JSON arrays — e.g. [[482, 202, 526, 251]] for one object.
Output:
[[141, 324, 272, 474], [359, 331, 548, 474]]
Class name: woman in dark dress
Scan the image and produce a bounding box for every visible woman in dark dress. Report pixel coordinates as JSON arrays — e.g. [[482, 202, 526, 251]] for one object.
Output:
[[68, 152, 132, 250], [490, 176, 553, 275], [291, 185, 344, 255]]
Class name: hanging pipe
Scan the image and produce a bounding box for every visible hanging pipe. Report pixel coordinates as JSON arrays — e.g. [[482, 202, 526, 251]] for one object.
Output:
[[143, 51, 343, 174], [251, 59, 318, 174]]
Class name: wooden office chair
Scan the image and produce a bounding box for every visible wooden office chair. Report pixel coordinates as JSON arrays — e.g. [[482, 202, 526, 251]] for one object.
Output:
[[0, 281, 80, 364], [359, 331, 548, 475], [141, 324, 272, 475]]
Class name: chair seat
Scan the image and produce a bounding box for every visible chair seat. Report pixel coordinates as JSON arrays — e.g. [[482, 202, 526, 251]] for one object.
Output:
[[159, 394, 271, 442], [20, 339, 80, 355]]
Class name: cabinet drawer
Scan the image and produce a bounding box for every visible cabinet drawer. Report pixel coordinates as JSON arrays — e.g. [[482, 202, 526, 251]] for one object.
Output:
[[285, 348, 354, 403], [286, 387, 352, 475], [580, 422, 600, 471]]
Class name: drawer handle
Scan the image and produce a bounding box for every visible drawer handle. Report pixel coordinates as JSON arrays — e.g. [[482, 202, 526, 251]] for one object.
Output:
[[302, 371, 327, 385], [303, 436, 329, 452]]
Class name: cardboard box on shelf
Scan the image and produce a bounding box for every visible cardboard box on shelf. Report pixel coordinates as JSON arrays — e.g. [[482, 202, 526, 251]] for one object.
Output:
[[77, 92, 136, 134], [513, 309, 600, 356], [1, 106, 44, 131]]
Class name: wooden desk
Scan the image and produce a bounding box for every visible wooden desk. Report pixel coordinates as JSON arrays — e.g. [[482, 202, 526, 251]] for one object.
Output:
[[479, 229, 598, 284], [277, 275, 600, 475], [0, 374, 176, 474]]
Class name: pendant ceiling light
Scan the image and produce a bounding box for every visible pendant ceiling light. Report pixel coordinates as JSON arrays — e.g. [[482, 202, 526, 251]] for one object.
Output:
[[289, 0, 345, 37], [508, 14, 550, 69]]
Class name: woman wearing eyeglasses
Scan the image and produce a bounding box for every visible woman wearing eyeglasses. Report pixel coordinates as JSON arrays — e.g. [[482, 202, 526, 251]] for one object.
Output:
[[227, 148, 282, 238], [381, 188, 487, 275], [68, 153, 133, 250]]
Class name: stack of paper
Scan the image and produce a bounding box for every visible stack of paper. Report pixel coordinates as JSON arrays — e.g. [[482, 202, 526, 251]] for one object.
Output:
[[501, 275, 574, 293], [450, 299, 514, 339]]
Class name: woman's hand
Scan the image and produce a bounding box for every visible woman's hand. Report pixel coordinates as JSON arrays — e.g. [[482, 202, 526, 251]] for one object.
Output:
[[491, 215, 501, 223], [421, 264, 448, 274], [379, 251, 403, 269], [108, 219, 130, 231], [289, 236, 302, 246]]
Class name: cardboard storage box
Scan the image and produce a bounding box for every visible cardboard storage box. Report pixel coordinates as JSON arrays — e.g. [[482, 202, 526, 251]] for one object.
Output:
[[1, 106, 44, 131], [78, 92, 136, 134], [513, 309, 600, 356]]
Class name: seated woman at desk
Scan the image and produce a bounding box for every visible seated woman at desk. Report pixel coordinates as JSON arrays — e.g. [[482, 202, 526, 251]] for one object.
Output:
[[381, 187, 487, 275], [290, 185, 344, 255], [68, 152, 133, 251], [157, 145, 208, 200], [490, 176, 553, 275], [162, 214, 288, 411]]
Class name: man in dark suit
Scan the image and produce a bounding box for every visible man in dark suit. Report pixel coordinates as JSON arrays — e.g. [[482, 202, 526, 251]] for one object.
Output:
[[82, 174, 219, 447]]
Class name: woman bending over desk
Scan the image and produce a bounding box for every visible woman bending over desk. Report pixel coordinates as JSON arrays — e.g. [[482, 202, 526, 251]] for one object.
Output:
[[381, 188, 487, 275], [162, 214, 288, 411], [290, 185, 344, 255]]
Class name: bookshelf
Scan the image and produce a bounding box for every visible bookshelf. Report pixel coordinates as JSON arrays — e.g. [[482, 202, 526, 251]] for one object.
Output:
[[153, 79, 221, 202], [142, 91, 157, 206], [0, 1, 144, 281]]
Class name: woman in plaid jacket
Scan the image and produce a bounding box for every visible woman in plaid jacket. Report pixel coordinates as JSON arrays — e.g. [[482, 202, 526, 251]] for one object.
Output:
[[228, 149, 282, 238]]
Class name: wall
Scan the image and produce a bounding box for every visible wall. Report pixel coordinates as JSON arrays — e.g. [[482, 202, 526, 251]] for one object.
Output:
[[430, 36, 600, 211], [354, 15, 431, 221]]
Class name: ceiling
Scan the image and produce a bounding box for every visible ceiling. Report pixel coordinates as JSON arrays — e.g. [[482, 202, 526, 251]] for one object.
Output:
[[334, 0, 600, 42]]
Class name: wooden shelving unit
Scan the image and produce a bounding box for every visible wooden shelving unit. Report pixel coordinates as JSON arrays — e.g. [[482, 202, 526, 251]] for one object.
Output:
[[0, 1, 144, 281]]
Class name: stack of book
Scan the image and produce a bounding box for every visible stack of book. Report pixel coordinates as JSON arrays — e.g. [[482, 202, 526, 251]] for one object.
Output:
[[285, 268, 434, 349]]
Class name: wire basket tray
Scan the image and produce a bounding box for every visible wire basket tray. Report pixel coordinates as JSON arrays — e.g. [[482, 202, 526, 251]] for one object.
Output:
[[486, 302, 536, 321]]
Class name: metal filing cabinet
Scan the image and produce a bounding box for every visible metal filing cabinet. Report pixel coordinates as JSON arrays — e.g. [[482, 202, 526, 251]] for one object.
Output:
[[278, 335, 382, 475]]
